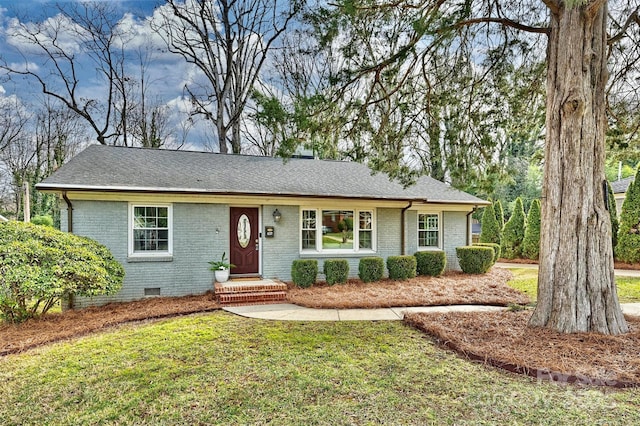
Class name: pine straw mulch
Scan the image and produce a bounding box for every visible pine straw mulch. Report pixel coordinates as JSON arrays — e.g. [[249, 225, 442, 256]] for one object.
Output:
[[0, 292, 219, 356], [287, 267, 529, 309], [405, 310, 640, 388]]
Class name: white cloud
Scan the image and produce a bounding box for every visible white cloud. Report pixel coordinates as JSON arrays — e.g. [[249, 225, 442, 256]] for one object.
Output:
[[0, 85, 5, 95], [5, 13, 85, 54]]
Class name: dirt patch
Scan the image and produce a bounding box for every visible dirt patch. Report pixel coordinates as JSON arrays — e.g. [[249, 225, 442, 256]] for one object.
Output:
[[0, 293, 219, 356], [287, 268, 529, 309], [405, 310, 640, 387]]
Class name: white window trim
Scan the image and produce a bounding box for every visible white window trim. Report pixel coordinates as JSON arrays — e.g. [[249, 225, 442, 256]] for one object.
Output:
[[128, 203, 173, 258], [299, 207, 376, 254], [417, 211, 442, 250]]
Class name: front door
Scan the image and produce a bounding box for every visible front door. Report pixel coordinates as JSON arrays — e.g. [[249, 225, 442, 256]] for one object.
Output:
[[230, 207, 260, 275]]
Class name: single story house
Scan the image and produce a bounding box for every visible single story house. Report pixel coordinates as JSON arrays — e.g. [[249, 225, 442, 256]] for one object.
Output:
[[36, 145, 489, 307], [611, 176, 634, 215]]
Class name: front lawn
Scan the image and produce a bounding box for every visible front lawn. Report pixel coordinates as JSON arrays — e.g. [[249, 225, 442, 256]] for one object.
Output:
[[507, 267, 640, 303], [1, 312, 638, 425]]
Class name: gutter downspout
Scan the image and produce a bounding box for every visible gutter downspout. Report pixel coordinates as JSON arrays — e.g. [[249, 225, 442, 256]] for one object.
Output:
[[400, 201, 413, 255], [62, 192, 75, 310], [466, 206, 478, 246]]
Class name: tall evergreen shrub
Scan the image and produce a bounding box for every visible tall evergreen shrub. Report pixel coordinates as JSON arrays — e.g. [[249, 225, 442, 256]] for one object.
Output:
[[494, 199, 505, 231], [502, 197, 526, 259], [522, 199, 541, 260], [616, 170, 640, 263], [607, 181, 619, 254], [479, 203, 501, 245]]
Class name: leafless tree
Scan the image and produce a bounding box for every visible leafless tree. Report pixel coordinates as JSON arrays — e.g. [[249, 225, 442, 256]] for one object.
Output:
[[154, 0, 304, 154], [0, 2, 134, 145]]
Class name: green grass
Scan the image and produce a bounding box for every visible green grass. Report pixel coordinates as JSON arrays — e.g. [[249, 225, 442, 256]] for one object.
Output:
[[1, 312, 639, 425], [506, 267, 640, 303]]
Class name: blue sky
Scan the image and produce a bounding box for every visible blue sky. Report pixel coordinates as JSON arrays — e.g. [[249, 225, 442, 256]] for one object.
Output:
[[0, 0, 214, 149]]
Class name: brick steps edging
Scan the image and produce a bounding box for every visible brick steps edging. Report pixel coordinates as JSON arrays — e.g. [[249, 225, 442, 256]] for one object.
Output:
[[215, 281, 288, 306]]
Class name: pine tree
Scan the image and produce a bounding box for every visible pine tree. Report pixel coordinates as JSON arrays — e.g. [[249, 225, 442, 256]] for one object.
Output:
[[522, 199, 541, 260], [607, 181, 619, 255], [479, 203, 501, 245], [616, 169, 640, 264], [502, 197, 526, 259]]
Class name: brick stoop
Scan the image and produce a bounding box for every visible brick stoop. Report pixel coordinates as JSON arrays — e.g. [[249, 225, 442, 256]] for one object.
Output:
[[214, 279, 287, 306]]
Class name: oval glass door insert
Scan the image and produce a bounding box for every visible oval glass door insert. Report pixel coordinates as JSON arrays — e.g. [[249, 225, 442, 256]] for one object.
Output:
[[237, 214, 250, 248]]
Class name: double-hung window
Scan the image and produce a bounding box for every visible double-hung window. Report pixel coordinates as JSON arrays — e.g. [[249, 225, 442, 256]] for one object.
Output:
[[300, 207, 375, 253], [129, 204, 173, 257], [418, 213, 440, 249]]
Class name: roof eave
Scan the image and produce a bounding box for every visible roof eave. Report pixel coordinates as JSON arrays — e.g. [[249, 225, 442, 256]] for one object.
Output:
[[36, 183, 486, 205]]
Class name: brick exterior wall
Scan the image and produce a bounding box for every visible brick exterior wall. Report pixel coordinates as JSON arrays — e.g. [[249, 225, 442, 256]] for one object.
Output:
[[61, 200, 470, 306]]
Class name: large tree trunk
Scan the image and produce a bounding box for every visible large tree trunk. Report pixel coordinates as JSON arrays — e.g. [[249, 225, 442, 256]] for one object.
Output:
[[529, 1, 628, 334]]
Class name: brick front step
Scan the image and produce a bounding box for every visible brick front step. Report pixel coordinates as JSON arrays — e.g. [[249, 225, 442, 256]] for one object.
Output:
[[214, 280, 288, 306], [217, 291, 287, 305]]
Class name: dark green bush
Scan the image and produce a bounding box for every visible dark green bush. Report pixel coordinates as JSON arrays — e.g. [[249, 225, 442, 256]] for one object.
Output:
[[358, 257, 384, 283], [323, 259, 349, 285], [0, 221, 124, 323], [291, 259, 317, 288], [456, 246, 494, 274], [473, 243, 501, 264], [386, 255, 417, 280], [31, 215, 54, 227], [414, 251, 446, 276], [617, 170, 640, 263], [607, 182, 619, 254], [479, 203, 501, 245], [502, 197, 526, 259], [522, 199, 541, 260]]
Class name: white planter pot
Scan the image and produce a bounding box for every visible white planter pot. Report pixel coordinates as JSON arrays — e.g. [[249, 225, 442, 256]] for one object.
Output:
[[214, 268, 230, 283]]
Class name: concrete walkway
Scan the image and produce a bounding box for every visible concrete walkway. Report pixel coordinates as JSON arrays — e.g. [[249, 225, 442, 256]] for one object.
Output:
[[224, 302, 640, 321]]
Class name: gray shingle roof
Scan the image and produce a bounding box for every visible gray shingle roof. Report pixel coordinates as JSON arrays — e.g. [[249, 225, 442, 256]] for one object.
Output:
[[611, 176, 634, 194], [37, 145, 487, 205]]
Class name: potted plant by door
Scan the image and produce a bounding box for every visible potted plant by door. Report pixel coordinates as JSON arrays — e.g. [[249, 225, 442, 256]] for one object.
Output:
[[209, 252, 236, 283]]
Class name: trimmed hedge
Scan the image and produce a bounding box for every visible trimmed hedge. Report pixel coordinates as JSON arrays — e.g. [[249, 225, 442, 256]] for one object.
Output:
[[31, 215, 54, 227], [387, 255, 417, 280], [291, 259, 318, 288], [358, 257, 384, 283], [456, 246, 494, 274], [473, 243, 501, 264], [323, 259, 349, 285], [414, 251, 446, 276]]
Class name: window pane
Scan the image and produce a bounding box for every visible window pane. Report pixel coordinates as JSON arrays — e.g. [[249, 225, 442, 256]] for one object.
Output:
[[302, 230, 316, 249], [360, 211, 372, 230], [322, 210, 353, 249], [133, 206, 170, 252], [359, 230, 372, 249], [418, 213, 439, 247]]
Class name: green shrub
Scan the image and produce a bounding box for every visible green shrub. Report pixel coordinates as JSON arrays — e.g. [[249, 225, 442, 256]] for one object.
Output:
[[494, 199, 505, 230], [607, 182, 619, 254], [617, 169, 640, 263], [31, 215, 54, 227], [479, 203, 501, 245], [414, 251, 446, 276], [502, 197, 526, 259], [0, 221, 124, 323], [456, 246, 494, 274], [386, 255, 417, 280], [323, 259, 349, 285], [358, 257, 384, 283], [291, 259, 317, 288], [473, 243, 501, 264], [522, 199, 541, 260]]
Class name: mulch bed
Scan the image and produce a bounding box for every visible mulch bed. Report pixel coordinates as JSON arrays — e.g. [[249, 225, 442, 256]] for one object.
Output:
[[287, 268, 529, 309], [405, 310, 640, 387], [0, 292, 219, 356]]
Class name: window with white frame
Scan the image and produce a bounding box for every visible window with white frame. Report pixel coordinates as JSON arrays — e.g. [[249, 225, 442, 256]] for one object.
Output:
[[130, 204, 172, 255], [301, 208, 375, 252], [418, 213, 440, 249]]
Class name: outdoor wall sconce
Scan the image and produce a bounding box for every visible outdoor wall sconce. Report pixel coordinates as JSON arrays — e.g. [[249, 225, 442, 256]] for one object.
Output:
[[273, 209, 282, 223]]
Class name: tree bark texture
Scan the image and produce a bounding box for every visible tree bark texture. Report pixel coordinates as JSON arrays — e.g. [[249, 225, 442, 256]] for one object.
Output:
[[529, 2, 628, 334]]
